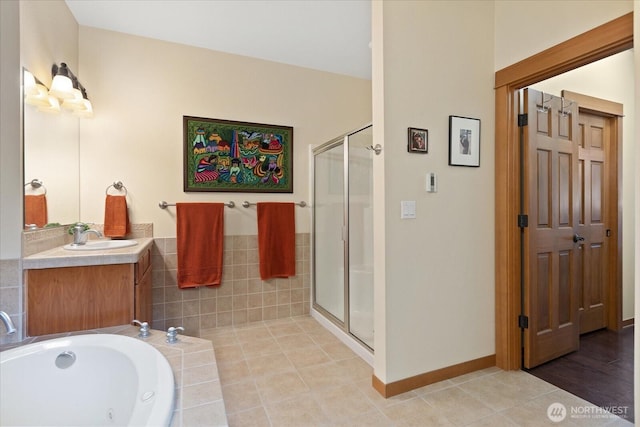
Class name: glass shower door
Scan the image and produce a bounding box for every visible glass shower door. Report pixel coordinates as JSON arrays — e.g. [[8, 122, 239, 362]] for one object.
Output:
[[313, 125, 373, 351], [313, 142, 345, 322], [348, 126, 373, 348]]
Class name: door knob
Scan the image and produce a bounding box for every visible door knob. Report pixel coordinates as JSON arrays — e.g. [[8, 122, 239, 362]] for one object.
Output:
[[573, 234, 585, 243]]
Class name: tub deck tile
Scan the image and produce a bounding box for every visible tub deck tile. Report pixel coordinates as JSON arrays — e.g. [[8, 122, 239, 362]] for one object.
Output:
[[1, 325, 229, 427]]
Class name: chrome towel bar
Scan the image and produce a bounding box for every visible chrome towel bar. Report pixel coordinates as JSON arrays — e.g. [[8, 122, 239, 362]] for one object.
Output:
[[158, 201, 235, 209], [242, 201, 307, 208]]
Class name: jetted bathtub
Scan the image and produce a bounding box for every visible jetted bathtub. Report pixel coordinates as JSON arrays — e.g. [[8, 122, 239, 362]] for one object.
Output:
[[0, 334, 175, 426]]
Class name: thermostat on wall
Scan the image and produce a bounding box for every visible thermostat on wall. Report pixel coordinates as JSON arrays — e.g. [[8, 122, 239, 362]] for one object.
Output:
[[426, 172, 437, 193]]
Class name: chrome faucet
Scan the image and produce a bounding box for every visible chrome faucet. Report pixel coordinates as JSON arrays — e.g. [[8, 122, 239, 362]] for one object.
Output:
[[0, 311, 16, 335], [166, 326, 184, 344], [72, 223, 103, 245], [132, 320, 151, 338]]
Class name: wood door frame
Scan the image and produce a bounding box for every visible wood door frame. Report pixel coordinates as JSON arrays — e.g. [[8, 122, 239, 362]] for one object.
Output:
[[494, 12, 633, 370]]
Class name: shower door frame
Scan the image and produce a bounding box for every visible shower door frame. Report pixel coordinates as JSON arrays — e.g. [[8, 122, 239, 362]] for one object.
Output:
[[311, 123, 373, 351]]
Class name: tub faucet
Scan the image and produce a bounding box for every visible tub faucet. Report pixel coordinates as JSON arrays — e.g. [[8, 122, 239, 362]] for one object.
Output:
[[166, 326, 184, 344], [72, 223, 103, 245], [132, 320, 150, 338], [0, 311, 16, 335]]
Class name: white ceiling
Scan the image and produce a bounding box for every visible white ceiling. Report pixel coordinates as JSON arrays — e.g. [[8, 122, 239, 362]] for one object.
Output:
[[65, 0, 372, 80]]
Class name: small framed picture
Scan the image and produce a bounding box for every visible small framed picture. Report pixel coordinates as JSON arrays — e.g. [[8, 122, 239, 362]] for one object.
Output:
[[408, 128, 428, 153], [449, 116, 480, 167]]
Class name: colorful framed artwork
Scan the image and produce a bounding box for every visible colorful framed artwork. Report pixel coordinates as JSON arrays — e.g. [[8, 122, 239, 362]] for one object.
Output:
[[408, 127, 428, 153], [183, 116, 293, 192], [448, 115, 480, 167]]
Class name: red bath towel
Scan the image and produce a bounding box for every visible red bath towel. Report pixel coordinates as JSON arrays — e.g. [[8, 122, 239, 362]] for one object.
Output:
[[176, 203, 224, 288], [103, 195, 130, 238], [24, 194, 48, 228], [257, 202, 296, 280]]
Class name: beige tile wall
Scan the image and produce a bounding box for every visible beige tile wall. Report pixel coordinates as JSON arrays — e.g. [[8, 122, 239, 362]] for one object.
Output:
[[13, 225, 307, 342], [151, 234, 311, 336], [0, 259, 21, 345]]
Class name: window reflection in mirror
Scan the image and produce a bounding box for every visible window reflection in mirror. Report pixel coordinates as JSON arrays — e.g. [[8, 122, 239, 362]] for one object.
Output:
[[23, 68, 80, 229]]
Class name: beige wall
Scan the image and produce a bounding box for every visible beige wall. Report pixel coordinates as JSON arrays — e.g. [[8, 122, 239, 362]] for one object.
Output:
[[77, 27, 371, 237], [373, 0, 496, 383], [373, 0, 636, 386], [531, 50, 636, 320], [494, 0, 633, 70], [0, 0, 22, 260], [20, 0, 78, 87]]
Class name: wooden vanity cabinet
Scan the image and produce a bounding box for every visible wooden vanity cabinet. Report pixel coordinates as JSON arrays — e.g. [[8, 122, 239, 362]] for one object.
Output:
[[26, 247, 152, 336]]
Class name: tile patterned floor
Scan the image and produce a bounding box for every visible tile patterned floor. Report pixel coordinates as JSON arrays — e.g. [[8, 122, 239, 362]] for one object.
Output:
[[201, 316, 634, 427]]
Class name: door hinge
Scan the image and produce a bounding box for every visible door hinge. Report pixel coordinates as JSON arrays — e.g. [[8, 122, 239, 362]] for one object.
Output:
[[518, 114, 528, 127], [518, 314, 529, 329], [517, 214, 528, 228]]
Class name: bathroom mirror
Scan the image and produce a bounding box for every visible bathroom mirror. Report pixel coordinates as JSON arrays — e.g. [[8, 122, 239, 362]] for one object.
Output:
[[23, 68, 80, 228]]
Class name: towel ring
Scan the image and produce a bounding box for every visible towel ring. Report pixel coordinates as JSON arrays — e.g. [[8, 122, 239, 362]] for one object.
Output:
[[106, 181, 128, 196], [24, 179, 47, 195]]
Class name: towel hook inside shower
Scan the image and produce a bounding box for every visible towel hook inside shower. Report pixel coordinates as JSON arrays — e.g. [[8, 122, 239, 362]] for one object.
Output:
[[366, 144, 382, 155]]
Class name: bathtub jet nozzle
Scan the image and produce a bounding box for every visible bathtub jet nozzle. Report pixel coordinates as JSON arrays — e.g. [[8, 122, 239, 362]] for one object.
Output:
[[55, 351, 77, 369]]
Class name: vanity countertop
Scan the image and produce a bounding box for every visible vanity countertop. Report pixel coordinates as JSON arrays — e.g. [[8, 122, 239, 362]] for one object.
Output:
[[22, 237, 154, 269]]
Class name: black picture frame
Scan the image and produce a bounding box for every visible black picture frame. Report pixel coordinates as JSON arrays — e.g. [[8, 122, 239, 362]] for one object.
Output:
[[408, 127, 428, 153], [448, 115, 480, 167]]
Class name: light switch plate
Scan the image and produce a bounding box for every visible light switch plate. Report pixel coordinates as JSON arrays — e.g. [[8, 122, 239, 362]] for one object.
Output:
[[401, 201, 416, 219]]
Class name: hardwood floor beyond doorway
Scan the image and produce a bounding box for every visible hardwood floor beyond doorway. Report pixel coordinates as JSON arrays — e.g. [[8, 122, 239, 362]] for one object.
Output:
[[526, 326, 634, 422]]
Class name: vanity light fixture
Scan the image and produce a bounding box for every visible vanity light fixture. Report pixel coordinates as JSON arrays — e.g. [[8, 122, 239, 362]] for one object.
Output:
[[72, 87, 93, 118], [23, 65, 93, 117], [23, 70, 51, 108], [50, 63, 93, 117], [61, 77, 86, 110], [49, 63, 74, 99]]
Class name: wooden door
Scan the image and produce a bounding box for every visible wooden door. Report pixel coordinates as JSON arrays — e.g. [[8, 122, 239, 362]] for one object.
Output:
[[522, 88, 580, 369], [576, 111, 610, 334]]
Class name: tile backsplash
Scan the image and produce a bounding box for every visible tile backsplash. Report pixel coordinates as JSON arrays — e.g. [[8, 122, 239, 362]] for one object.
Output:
[[151, 234, 311, 336], [10, 225, 310, 342]]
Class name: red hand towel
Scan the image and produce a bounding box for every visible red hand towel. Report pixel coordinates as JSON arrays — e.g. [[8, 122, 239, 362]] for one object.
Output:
[[24, 194, 48, 228], [177, 203, 224, 288], [104, 195, 130, 238], [257, 202, 296, 280]]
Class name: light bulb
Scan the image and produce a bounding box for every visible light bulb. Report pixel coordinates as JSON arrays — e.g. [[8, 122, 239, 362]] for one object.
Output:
[[49, 74, 74, 99]]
